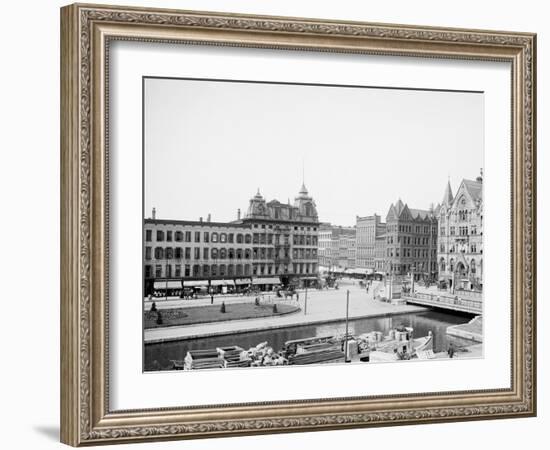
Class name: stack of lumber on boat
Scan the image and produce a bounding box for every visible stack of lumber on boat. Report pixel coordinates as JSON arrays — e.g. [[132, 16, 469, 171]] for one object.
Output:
[[184, 348, 223, 370], [289, 342, 345, 365], [218, 346, 250, 368]]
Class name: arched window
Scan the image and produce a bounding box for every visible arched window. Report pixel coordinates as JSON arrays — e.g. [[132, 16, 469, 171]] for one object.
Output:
[[245, 249, 251, 259], [236, 234, 243, 244], [220, 248, 227, 259], [175, 231, 183, 241], [439, 258, 446, 273], [245, 234, 252, 244], [470, 259, 476, 273], [236, 264, 243, 276], [203, 265, 209, 277], [154, 247, 164, 260], [449, 258, 455, 272], [211, 265, 217, 277], [236, 249, 243, 259], [227, 265, 234, 276], [219, 264, 226, 276], [228, 248, 235, 259], [211, 248, 218, 259], [211, 232, 218, 243], [220, 233, 227, 243]]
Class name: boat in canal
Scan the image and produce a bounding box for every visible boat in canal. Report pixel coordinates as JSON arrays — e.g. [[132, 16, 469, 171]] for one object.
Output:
[[358, 326, 435, 362], [283, 335, 348, 365]]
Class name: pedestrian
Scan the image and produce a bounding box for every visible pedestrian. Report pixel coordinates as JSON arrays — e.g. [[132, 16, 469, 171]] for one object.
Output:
[[447, 343, 456, 359]]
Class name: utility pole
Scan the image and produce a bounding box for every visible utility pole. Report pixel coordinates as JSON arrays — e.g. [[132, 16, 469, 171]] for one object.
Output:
[[304, 284, 308, 315], [345, 289, 350, 362]]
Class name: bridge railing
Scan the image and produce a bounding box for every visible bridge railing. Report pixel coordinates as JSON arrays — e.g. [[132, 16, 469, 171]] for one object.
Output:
[[406, 292, 483, 314]]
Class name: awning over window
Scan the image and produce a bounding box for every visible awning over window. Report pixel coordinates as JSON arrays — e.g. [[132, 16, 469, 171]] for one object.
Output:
[[235, 278, 251, 285], [153, 280, 182, 289], [252, 277, 281, 285], [299, 276, 318, 281], [183, 280, 209, 287], [210, 280, 235, 286]]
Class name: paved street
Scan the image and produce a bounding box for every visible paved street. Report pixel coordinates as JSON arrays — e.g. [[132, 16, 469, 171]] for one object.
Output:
[[144, 279, 427, 343]]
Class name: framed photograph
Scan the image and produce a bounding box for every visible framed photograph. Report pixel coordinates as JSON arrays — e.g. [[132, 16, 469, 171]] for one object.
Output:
[[60, 3, 536, 446]]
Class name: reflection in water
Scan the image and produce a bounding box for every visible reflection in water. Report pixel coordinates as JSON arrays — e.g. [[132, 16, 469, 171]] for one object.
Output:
[[144, 310, 479, 371]]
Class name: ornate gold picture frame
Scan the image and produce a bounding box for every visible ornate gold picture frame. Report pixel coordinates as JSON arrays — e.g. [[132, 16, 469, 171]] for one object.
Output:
[[60, 3, 536, 446]]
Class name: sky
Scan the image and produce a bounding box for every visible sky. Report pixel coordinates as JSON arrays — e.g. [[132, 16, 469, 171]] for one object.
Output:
[[144, 78, 483, 226]]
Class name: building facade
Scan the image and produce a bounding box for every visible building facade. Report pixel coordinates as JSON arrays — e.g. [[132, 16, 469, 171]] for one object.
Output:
[[317, 224, 356, 271], [374, 234, 387, 272], [143, 183, 321, 295], [240, 184, 320, 287], [437, 175, 483, 291], [355, 214, 386, 270], [383, 199, 438, 280], [143, 218, 254, 296]]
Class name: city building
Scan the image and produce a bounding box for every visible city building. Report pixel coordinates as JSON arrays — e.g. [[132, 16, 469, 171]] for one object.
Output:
[[318, 223, 334, 269], [143, 183, 321, 296], [239, 183, 320, 288], [374, 234, 387, 273], [355, 214, 386, 270], [143, 217, 253, 296], [317, 224, 356, 271], [383, 199, 438, 280], [437, 174, 483, 291]]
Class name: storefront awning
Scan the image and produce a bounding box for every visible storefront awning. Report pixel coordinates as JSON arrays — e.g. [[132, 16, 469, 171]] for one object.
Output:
[[252, 277, 281, 285], [210, 279, 235, 286], [183, 280, 209, 287], [153, 280, 182, 289], [235, 278, 251, 285], [300, 276, 319, 281]]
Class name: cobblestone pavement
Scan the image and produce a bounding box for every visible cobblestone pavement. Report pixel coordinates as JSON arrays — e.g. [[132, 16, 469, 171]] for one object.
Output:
[[144, 279, 427, 343]]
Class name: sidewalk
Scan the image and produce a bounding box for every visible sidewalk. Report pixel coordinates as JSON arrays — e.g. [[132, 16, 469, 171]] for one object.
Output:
[[144, 282, 427, 344]]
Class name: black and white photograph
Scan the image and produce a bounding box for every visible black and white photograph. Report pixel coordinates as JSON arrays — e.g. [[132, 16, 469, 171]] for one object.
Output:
[[142, 77, 484, 372]]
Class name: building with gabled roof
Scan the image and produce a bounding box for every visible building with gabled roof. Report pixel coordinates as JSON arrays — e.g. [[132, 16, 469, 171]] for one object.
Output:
[[382, 198, 438, 280], [437, 173, 484, 291]]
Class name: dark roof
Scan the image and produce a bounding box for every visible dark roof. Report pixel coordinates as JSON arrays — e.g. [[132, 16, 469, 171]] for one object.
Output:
[[462, 179, 483, 202]]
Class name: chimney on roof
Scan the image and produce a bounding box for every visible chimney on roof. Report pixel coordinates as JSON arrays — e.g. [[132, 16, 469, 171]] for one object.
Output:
[[152, 207, 156, 220], [237, 208, 241, 220], [207, 213, 211, 222], [199, 216, 203, 222]]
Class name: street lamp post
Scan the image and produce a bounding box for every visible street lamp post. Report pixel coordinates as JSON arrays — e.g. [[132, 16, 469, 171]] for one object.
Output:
[[344, 289, 350, 362]]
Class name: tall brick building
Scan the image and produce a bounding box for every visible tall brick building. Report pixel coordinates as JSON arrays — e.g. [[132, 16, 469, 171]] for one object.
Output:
[[383, 199, 438, 280], [355, 214, 386, 270]]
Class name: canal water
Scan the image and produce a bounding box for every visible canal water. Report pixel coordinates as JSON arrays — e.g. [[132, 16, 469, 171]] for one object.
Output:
[[144, 310, 478, 371]]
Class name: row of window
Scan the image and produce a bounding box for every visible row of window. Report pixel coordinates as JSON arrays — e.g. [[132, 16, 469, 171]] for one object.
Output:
[[145, 263, 253, 279], [386, 247, 437, 258], [386, 224, 437, 234], [146, 246, 319, 261], [145, 261, 319, 279], [440, 225, 479, 236], [146, 229, 253, 244], [440, 258, 482, 274], [439, 243, 480, 254], [251, 224, 318, 232]]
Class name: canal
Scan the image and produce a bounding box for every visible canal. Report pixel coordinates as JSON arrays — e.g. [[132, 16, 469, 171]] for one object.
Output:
[[144, 310, 478, 371]]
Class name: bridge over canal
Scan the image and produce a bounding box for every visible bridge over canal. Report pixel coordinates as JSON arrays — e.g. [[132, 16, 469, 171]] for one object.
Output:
[[403, 290, 482, 315]]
